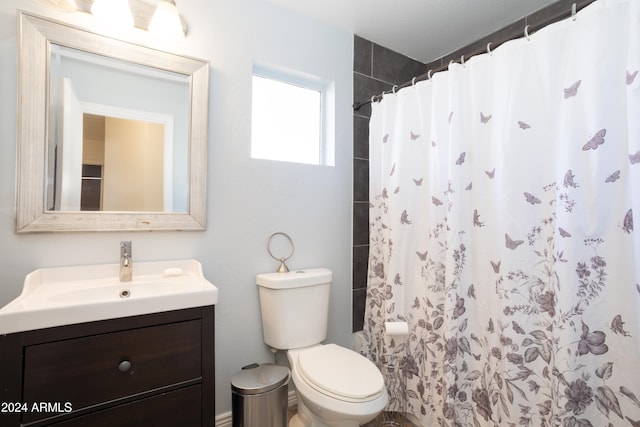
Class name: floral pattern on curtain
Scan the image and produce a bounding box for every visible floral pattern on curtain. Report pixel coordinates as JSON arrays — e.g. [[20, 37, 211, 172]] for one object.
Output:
[[362, 1, 640, 426]]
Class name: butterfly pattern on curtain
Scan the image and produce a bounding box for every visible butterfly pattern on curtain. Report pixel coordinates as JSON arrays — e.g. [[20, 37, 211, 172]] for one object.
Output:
[[361, 1, 640, 426]]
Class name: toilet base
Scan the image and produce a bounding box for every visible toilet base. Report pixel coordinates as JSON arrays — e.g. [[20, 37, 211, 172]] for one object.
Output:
[[289, 397, 363, 427], [288, 413, 309, 427]]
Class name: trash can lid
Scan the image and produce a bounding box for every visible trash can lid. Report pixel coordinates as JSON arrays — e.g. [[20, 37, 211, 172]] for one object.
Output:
[[231, 363, 290, 395]]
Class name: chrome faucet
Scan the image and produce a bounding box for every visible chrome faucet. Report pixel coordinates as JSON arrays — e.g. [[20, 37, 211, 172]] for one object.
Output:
[[120, 241, 132, 282]]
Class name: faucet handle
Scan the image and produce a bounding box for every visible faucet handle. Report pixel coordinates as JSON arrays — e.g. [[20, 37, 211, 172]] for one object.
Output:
[[120, 241, 132, 255]]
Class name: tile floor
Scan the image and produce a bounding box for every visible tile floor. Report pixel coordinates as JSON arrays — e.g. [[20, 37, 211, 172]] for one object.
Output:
[[363, 412, 417, 427], [287, 405, 418, 426]]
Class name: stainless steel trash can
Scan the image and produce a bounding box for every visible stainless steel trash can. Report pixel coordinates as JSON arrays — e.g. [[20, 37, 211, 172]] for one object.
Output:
[[231, 363, 290, 427]]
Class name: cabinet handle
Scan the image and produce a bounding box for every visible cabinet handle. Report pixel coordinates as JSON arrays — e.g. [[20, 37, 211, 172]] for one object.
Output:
[[118, 360, 132, 373]]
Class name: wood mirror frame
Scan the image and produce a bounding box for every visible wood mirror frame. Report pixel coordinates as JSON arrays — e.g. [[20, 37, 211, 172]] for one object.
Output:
[[16, 12, 209, 232]]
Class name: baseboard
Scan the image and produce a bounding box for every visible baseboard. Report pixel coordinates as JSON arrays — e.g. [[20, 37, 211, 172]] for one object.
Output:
[[215, 389, 297, 427], [288, 389, 298, 407], [215, 412, 232, 427]]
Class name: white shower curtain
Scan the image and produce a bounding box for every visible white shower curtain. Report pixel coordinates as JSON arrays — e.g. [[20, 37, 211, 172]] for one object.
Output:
[[362, 0, 640, 425]]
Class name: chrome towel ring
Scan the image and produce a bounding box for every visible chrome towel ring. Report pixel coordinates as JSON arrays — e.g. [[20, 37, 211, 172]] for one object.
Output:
[[267, 232, 295, 273]]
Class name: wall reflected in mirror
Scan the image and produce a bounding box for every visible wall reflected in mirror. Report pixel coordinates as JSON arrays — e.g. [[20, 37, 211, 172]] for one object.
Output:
[[77, 114, 165, 212], [47, 44, 190, 213]]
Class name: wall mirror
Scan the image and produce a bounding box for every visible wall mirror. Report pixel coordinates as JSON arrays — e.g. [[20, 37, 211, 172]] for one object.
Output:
[[16, 12, 209, 232]]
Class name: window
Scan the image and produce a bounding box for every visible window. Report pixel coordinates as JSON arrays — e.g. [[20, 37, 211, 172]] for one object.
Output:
[[251, 66, 333, 165]]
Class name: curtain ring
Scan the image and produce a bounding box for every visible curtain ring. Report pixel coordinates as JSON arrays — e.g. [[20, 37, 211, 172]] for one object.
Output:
[[487, 42, 492, 55], [524, 25, 531, 41], [461, 55, 465, 68], [571, 3, 577, 21], [370, 95, 376, 104], [449, 59, 455, 68], [411, 77, 417, 86], [427, 69, 433, 79], [392, 85, 398, 94]]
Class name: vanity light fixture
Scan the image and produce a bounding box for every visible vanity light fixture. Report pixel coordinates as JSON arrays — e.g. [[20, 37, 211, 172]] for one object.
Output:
[[35, 0, 77, 12], [36, 0, 188, 40], [149, 0, 186, 40], [91, 0, 134, 31]]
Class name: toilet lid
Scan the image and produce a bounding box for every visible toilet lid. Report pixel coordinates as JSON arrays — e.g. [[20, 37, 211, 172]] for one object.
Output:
[[298, 344, 384, 402]]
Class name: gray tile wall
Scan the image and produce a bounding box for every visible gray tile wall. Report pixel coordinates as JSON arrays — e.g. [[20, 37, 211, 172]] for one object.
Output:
[[352, 36, 426, 332]]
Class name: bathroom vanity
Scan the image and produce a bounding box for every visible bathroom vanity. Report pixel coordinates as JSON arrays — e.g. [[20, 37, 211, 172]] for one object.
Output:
[[0, 259, 218, 426], [0, 306, 215, 427]]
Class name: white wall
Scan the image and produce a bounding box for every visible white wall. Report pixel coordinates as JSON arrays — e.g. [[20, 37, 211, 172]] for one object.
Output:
[[0, 0, 353, 416]]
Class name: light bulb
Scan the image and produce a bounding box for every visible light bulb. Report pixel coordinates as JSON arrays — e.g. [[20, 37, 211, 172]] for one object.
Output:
[[149, 0, 185, 41], [91, 0, 134, 32]]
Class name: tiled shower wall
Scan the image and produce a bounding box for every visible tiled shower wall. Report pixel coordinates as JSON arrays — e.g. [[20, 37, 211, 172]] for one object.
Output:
[[352, 36, 426, 331]]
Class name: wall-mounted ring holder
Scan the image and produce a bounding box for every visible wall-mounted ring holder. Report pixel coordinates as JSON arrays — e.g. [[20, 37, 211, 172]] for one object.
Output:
[[267, 232, 295, 273]]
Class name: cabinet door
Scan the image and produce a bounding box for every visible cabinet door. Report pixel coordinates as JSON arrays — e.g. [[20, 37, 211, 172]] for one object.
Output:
[[23, 320, 201, 423]]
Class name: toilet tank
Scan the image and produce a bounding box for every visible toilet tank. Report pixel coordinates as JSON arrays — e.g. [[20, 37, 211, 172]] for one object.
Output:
[[256, 268, 332, 350]]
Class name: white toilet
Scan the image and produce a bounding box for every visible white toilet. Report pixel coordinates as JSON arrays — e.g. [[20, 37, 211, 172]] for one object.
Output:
[[256, 268, 388, 427]]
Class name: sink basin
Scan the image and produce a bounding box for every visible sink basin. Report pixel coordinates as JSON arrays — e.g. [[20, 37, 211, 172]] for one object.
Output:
[[0, 259, 218, 334]]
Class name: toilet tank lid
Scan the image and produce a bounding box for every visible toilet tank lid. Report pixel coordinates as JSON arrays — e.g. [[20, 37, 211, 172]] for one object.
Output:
[[256, 268, 332, 289]]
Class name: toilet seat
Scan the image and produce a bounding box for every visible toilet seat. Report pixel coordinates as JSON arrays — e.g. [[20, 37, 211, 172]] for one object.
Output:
[[297, 344, 385, 403]]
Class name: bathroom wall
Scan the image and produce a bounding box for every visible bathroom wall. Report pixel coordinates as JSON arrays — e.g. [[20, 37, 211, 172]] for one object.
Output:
[[0, 0, 352, 417], [352, 36, 426, 331]]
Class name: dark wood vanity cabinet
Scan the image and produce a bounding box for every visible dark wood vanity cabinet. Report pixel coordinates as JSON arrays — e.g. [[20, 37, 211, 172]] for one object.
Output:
[[0, 306, 215, 427]]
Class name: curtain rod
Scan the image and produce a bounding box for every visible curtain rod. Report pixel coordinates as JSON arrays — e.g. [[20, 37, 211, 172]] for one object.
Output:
[[353, 0, 596, 112]]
